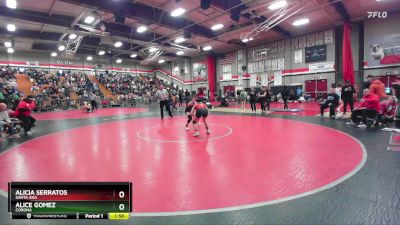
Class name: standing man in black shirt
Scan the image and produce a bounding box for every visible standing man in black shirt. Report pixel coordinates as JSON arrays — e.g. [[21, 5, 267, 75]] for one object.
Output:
[[341, 80, 356, 115], [281, 86, 289, 110], [320, 88, 340, 119]]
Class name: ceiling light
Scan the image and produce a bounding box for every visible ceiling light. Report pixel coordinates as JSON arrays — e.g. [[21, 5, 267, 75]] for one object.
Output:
[[69, 34, 77, 39], [7, 24, 16, 32], [58, 45, 65, 51], [292, 18, 309, 26], [6, 0, 17, 9], [149, 47, 158, 53], [136, 26, 147, 33], [51, 52, 57, 57], [203, 45, 212, 51], [130, 53, 137, 58], [242, 38, 249, 43], [174, 37, 186, 43], [84, 15, 95, 24], [4, 41, 12, 48], [116, 59, 122, 63], [7, 48, 14, 54], [211, 23, 224, 31], [87, 56, 93, 61], [268, 0, 287, 10], [171, 8, 186, 17], [249, 37, 254, 41], [114, 41, 123, 48], [158, 59, 165, 64], [98, 50, 105, 56], [176, 51, 184, 56], [174, 66, 179, 72]]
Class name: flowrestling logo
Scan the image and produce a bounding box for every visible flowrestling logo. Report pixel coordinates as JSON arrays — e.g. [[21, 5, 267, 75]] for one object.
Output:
[[367, 11, 388, 19]]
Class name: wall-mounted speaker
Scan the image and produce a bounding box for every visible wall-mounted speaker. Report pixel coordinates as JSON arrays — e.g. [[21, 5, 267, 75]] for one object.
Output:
[[200, 0, 211, 10], [241, 65, 247, 71], [115, 14, 125, 24]]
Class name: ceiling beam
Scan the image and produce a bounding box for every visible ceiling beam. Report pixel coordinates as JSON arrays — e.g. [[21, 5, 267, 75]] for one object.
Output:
[[211, 1, 291, 37], [329, 0, 350, 22], [0, 6, 165, 44], [0, 6, 74, 28], [59, 0, 217, 39], [0, 28, 62, 41]]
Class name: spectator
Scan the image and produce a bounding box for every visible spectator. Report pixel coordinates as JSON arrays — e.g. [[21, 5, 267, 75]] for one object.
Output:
[[0, 103, 19, 141], [341, 80, 356, 115], [369, 79, 387, 99], [320, 88, 340, 119], [363, 75, 374, 90], [379, 96, 397, 125], [15, 95, 36, 135], [347, 89, 380, 128]]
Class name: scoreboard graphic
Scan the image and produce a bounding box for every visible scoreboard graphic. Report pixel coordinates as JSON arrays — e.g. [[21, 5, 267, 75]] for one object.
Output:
[[8, 182, 132, 220]]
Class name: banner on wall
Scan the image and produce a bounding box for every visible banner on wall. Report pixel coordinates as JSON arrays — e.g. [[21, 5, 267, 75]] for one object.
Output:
[[26, 61, 39, 66], [238, 75, 243, 86], [250, 74, 257, 87], [193, 62, 208, 82], [261, 74, 268, 86], [309, 62, 334, 73], [366, 33, 400, 67], [274, 71, 282, 86]]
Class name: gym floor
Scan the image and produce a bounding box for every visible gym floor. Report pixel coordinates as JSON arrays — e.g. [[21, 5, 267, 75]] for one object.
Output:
[[0, 104, 399, 225]]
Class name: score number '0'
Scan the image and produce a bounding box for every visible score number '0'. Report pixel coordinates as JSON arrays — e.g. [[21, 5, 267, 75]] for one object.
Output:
[[119, 191, 125, 211]]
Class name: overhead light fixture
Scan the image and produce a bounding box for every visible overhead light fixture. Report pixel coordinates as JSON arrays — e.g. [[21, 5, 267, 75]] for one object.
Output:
[[136, 26, 147, 33], [292, 18, 309, 26], [249, 37, 254, 41], [242, 38, 249, 43], [116, 59, 122, 63], [171, 8, 186, 17], [158, 59, 165, 64], [176, 50, 184, 56], [7, 48, 14, 54], [87, 56, 93, 61], [6, 0, 17, 9], [174, 66, 179, 72], [98, 50, 105, 56], [174, 37, 186, 43], [84, 15, 95, 24], [211, 23, 224, 31], [51, 52, 58, 57], [130, 53, 137, 58], [7, 24, 16, 32], [268, 0, 287, 10], [4, 41, 12, 48], [69, 34, 77, 40], [203, 45, 212, 51], [58, 45, 66, 51], [149, 47, 158, 53], [114, 41, 123, 48]]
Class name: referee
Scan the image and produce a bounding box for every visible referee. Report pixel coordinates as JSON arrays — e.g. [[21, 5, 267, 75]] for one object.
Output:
[[156, 85, 173, 119]]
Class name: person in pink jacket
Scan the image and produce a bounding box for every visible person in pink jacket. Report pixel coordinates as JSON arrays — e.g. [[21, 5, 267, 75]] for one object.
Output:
[[379, 96, 397, 125], [15, 95, 36, 135], [347, 89, 380, 128]]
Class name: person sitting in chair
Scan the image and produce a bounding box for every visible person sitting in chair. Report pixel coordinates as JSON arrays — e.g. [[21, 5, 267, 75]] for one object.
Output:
[[0, 103, 19, 141], [347, 88, 380, 128], [14, 95, 36, 135], [320, 88, 340, 119], [379, 95, 397, 125]]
